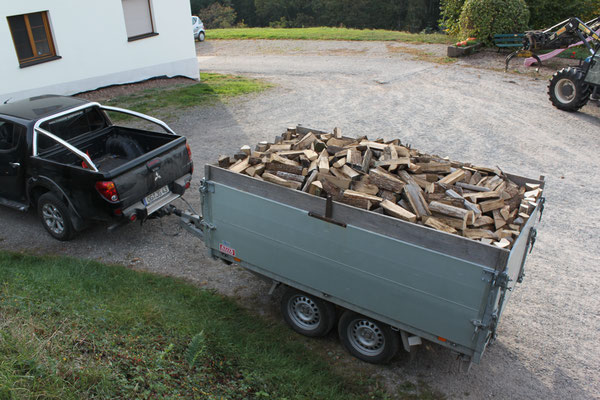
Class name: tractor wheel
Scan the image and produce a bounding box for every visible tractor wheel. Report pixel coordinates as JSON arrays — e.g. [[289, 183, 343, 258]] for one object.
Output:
[[548, 67, 591, 112]]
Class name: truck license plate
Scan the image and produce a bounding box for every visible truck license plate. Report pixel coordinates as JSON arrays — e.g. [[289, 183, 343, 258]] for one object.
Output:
[[143, 185, 170, 206]]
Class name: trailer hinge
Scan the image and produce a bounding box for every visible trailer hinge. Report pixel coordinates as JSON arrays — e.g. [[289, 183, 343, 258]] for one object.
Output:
[[538, 197, 545, 221], [199, 179, 214, 194]]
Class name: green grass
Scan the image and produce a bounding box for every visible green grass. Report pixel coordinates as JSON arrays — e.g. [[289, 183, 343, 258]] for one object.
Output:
[[209, 27, 454, 44], [106, 73, 271, 118], [0, 251, 387, 399]]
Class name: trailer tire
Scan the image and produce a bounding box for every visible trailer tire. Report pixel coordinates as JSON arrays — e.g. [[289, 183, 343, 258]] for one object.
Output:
[[37, 192, 74, 241], [338, 311, 399, 364], [548, 67, 591, 112], [281, 288, 336, 337]]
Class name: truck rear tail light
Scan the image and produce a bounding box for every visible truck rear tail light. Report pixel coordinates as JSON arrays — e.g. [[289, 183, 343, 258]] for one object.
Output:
[[95, 181, 119, 202], [186, 143, 194, 174], [185, 181, 191, 189]]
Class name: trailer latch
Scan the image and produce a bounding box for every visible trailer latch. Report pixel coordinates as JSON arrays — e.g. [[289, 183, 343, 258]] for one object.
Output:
[[199, 179, 214, 193], [492, 272, 512, 291], [538, 197, 545, 221], [471, 319, 488, 334], [528, 228, 537, 254], [308, 195, 347, 228]]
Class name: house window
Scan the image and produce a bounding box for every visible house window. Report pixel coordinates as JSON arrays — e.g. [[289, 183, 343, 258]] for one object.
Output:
[[121, 0, 158, 41], [7, 11, 59, 68]]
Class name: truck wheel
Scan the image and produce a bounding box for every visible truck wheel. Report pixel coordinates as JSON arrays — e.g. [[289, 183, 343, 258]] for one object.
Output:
[[338, 311, 399, 364], [281, 287, 336, 337], [37, 193, 74, 241], [548, 67, 591, 112]]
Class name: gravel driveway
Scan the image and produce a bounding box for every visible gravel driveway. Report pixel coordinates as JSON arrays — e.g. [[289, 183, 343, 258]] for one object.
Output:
[[2, 40, 599, 399]]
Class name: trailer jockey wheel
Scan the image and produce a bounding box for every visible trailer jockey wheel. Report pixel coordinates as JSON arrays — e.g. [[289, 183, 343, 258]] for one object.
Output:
[[338, 310, 399, 364], [281, 287, 336, 337], [548, 67, 591, 111]]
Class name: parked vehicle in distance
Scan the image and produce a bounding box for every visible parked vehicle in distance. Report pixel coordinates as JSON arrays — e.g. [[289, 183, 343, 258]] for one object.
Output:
[[192, 16, 205, 42], [0, 95, 193, 240]]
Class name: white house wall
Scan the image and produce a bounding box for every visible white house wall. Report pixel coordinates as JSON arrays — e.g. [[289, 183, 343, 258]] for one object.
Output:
[[0, 0, 199, 103]]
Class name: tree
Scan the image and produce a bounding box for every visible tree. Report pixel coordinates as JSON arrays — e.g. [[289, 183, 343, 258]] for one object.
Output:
[[198, 3, 237, 28]]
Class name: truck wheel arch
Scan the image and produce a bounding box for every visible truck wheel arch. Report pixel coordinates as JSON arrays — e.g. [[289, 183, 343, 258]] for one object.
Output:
[[26, 177, 86, 231]]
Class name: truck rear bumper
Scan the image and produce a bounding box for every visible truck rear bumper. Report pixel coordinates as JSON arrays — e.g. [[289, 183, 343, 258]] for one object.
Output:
[[122, 173, 191, 221]]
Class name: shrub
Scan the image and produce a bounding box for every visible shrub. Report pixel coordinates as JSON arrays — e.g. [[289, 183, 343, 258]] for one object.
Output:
[[525, 0, 599, 30], [439, 0, 466, 36], [459, 0, 530, 43], [198, 3, 237, 28]]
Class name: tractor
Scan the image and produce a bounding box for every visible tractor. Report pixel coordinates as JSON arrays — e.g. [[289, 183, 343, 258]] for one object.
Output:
[[505, 17, 600, 112]]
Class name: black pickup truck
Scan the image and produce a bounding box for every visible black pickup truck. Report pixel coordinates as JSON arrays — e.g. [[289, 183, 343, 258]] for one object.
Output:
[[0, 95, 193, 240]]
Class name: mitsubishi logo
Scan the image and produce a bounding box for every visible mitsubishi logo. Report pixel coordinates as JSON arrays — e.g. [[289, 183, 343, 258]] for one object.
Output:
[[154, 171, 161, 182]]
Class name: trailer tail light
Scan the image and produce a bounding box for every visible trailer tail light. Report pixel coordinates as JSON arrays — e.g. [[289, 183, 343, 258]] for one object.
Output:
[[186, 143, 194, 174], [95, 181, 119, 203]]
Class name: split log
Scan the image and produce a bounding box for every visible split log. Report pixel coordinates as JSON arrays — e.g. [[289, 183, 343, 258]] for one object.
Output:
[[369, 168, 406, 192], [423, 217, 457, 234], [429, 201, 473, 225], [438, 169, 466, 185], [402, 184, 431, 220], [352, 177, 379, 196], [343, 190, 383, 206], [266, 162, 304, 176], [218, 155, 230, 168], [380, 200, 417, 222], [456, 182, 491, 192], [229, 158, 249, 173], [318, 173, 351, 190], [480, 198, 506, 213], [341, 165, 361, 180], [262, 172, 302, 189]]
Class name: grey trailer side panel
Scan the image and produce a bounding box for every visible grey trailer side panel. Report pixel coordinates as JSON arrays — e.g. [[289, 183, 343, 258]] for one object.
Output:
[[200, 165, 544, 363], [206, 166, 509, 270], [204, 179, 494, 352]]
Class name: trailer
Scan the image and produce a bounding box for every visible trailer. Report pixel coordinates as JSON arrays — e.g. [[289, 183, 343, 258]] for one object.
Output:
[[178, 145, 545, 366]]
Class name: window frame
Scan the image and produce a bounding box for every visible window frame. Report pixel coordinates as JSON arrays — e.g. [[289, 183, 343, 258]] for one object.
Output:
[[0, 119, 24, 153], [7, 11, 61, 68], [121, 0, 158, 42]]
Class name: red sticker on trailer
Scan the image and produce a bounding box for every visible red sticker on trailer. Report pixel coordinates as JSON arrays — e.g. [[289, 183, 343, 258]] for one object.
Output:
[[219, 242, 236, 256]]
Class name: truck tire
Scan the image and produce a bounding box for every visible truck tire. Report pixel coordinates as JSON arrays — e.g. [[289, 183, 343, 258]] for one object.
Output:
[[548, 67, 591, 112], [281, 287, 336, 337], [37, 193, 74, 241], [105, 135, 144, 160], [338, 310, 399, 364]]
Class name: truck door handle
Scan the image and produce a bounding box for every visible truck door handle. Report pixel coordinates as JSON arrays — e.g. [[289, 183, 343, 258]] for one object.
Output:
[[9, 162, 20, 168]]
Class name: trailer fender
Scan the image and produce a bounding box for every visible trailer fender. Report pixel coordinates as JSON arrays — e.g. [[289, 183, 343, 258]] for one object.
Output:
[[26, 176, 86, 231]]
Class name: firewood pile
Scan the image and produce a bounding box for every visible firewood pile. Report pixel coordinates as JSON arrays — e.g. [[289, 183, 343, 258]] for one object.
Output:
[[218, 127, 543, 250]]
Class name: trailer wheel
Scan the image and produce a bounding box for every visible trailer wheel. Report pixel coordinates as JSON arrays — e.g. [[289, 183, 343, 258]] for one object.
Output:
[[338, 311, 399, 364], [548, 67, 591, 112], [281, 288, 336, 337], [37, 193, 74, 241]]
